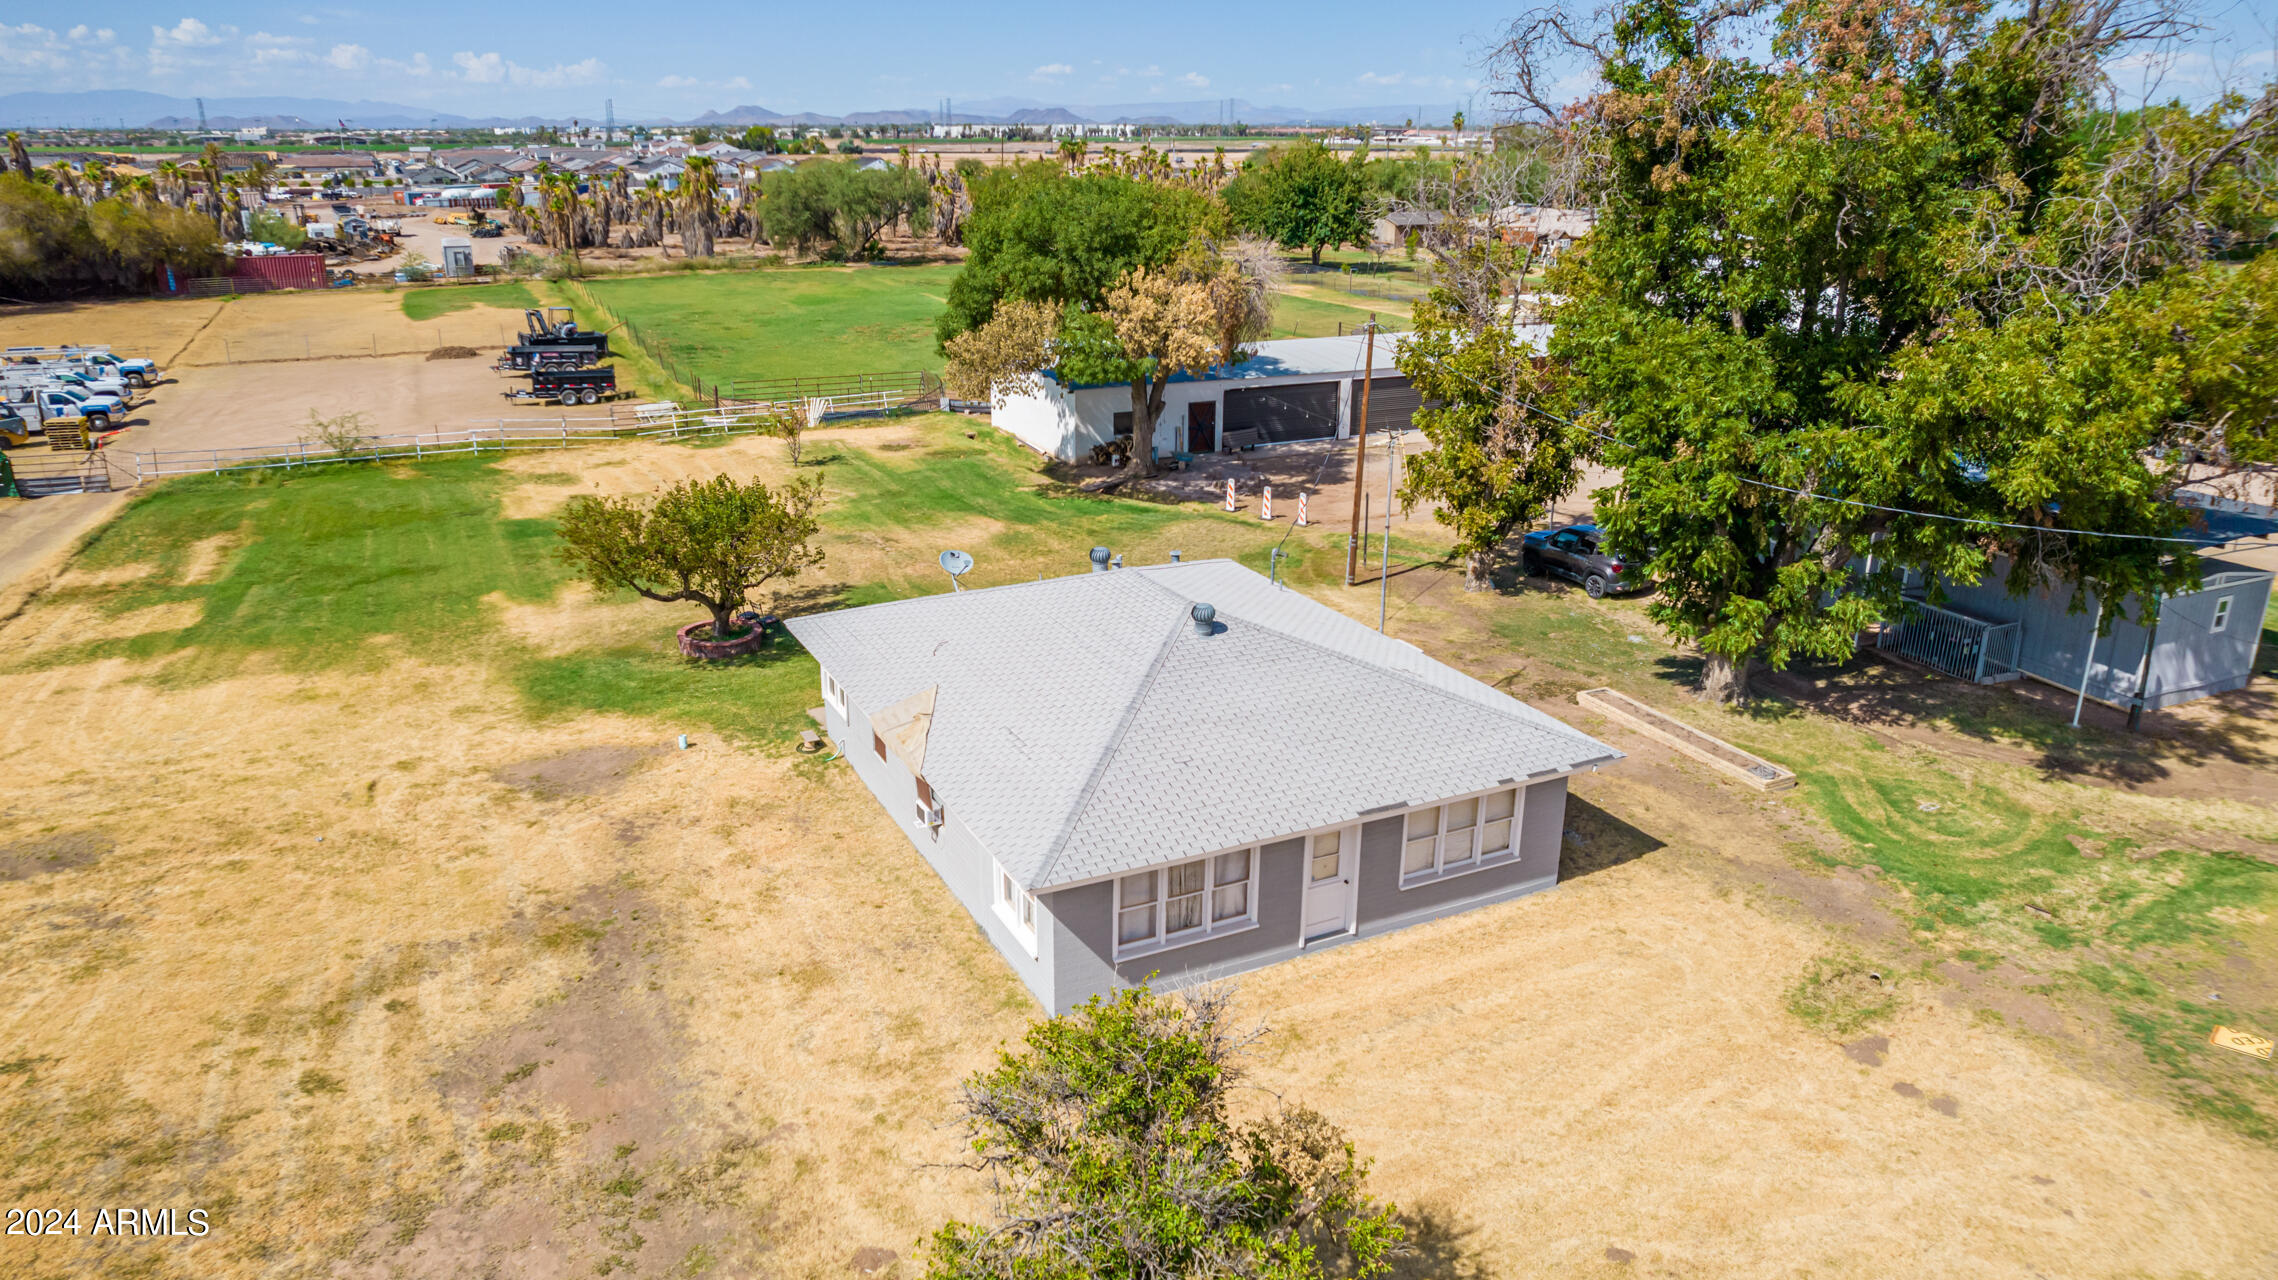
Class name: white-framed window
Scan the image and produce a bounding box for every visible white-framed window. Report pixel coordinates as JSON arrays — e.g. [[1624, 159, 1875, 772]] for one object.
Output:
[[992, 858, 1039, 955], [821, 668, 846, 714], [1402, 787, 1523, 886], [1113, 849, 1257, 958], [2211, 595, 2233, 634]]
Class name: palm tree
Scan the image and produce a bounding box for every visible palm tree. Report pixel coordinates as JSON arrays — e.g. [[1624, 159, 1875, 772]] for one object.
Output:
[[155, 160, 186, 208], [6, 131, 31, 179], [678, 155, 720, 258], [198, 143, 226, 231], [544, 174, 580, 267], [46, 162, 80, 200]]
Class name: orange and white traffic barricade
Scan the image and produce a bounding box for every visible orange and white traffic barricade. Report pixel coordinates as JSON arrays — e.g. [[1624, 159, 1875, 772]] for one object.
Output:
[[1224, 477, 1237, 511], [1261, 485, 1274, 521], [1296, 491, 1310, 526]]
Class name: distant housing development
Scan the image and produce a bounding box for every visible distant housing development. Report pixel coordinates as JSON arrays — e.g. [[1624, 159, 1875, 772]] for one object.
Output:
[[786, 558, 1622, 1012]]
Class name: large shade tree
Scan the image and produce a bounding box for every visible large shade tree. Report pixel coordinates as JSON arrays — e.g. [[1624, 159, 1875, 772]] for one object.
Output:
[[555, 473, 825, 639], [1501, 0, 2277, 702], [1226, 137, 1375, 265], [938, 165, 1271, 478]]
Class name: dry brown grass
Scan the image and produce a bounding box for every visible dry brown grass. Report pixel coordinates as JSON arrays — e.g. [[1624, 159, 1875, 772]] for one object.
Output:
[[1239, 764, 2278, 1278], [174, 290, 532, 366], [4, 433, 2275, 1279], [0, 296, 227, 365]]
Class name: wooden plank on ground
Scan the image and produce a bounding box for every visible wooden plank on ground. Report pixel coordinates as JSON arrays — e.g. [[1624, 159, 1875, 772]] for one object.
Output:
[[1576, 687, 1798, 792]]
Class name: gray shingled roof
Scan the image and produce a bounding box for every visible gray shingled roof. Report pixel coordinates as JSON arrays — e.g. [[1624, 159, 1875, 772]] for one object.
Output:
[[785, 561, 1620, 890]]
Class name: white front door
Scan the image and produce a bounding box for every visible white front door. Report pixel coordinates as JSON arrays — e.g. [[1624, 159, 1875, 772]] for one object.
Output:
[[1302, 827, 1355, 942]]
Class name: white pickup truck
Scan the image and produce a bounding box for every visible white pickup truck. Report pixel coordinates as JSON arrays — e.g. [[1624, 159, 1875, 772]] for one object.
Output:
[[2, 346, 159, 387], [2, 386, 127, 434]]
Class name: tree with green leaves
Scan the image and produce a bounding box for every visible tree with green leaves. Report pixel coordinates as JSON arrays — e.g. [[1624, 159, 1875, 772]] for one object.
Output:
[[1225, 138, 1373, 264], [1497, 0, 2276, 702], [926, 985, 1405, 1280], [759, 160, 931, 259], [944, 233, 1273, 479], [555, 473, 825, 640], [1396, 258, 1586, 590], [939, 164, 1262, 477]]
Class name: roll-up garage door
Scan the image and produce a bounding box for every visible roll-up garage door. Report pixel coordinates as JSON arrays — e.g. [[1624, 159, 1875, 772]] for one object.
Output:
[[1359, 374, 1422, 435], [1224, 381, 1341, 443]]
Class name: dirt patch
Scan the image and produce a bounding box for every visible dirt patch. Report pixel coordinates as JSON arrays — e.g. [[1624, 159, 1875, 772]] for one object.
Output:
[[491, 745, 666, 798], [427, 345, 481, 361], [179, 531, 243, 585], [50, 561, 157, 590], [849, 1245, 899, 1273], [0, 831, 112, 882], [1844, 1035, 1891, 1066]]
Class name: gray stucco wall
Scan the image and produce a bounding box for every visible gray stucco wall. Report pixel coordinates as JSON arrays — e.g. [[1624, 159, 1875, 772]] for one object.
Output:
[[1042, 777, 1570, 1014], [822, 682, 1056, 1008]]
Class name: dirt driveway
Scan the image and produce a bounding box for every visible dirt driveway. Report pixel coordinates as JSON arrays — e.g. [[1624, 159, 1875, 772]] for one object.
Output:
[[112, 354, 582, 459]]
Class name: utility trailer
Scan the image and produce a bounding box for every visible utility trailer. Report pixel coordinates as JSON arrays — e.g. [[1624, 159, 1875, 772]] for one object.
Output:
[[504, 366, 618, 406], [498, 306, 610, 370]]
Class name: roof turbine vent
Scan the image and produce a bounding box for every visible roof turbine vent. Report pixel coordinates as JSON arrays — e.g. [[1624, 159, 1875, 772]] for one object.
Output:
[[1090, 546, 1113, 574], [1190, 602, 1217, 636]]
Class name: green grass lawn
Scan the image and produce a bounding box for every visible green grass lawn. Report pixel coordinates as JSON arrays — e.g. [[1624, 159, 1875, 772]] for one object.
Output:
[[1266, 289, 1386, 339], [400, 281, 540, 322], [578, 265, 962, 391], [50, 417, 1299, 750]]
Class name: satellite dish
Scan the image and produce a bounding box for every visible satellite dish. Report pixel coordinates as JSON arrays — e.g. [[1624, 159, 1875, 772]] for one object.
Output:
[[938, 549, 974, 590]]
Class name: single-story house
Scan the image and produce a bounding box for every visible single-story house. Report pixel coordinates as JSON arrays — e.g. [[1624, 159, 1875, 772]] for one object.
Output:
[[990, 331, 1544, 464], [785, 556, 1622, 1012], [1878, 496, 2276, 710]]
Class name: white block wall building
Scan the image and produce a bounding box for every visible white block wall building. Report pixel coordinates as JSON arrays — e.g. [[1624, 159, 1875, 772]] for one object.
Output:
[[989, 334, 1445, 463]]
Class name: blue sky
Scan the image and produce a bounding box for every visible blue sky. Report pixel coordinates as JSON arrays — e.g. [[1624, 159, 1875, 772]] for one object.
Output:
[[1, 1, 2270, 120]]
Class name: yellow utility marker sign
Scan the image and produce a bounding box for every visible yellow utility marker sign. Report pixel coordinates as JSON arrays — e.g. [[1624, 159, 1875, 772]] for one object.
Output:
[[2208, 1025, 2273, 1060]]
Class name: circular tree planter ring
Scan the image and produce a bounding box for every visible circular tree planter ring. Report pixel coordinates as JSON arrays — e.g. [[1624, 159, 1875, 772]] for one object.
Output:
[[678, 619, 769, 660]]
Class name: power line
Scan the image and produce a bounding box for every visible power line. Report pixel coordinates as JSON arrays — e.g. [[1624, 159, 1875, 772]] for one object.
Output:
[[1418, 346, 2258, 549]]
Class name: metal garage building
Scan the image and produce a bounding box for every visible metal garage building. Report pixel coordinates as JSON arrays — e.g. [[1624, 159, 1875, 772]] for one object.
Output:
[[989, 331, 1543, 464]]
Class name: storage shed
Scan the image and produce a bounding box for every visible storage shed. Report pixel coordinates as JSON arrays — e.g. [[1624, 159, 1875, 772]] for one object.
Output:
[[1878, 497, 2276, 711]]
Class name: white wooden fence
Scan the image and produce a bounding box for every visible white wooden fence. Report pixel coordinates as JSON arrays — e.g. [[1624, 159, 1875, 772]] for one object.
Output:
[[126, 405, 790, 482]]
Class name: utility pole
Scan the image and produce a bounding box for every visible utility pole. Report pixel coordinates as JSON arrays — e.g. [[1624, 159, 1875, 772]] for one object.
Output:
[[1380, 426, 1397, 631], [1344, 315, 1376, 585], [605, 98, 614, 145], [196, 98, 207, 134]]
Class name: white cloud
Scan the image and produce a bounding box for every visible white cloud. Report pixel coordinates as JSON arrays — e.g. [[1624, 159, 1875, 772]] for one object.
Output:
[[325, 43, 370, 71], [1178, 71, 1209, 89], [1031, 62, 1073, 80], [0, 23, 73, 74], [1140, 65, 1162, 77], [152, 18, 224, 46], [452, 50, 504, 82], [451, 50, 604, 88], [1358, 70, 1405, 86], [96, 27, 115, 42], [658, 73, 701, 89], [68, 24, 89, 39], [725, 75, 751, 90]]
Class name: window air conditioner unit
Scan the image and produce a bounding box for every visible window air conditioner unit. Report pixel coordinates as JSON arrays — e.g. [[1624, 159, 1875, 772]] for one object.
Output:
[[915, 797, 943, 828]]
